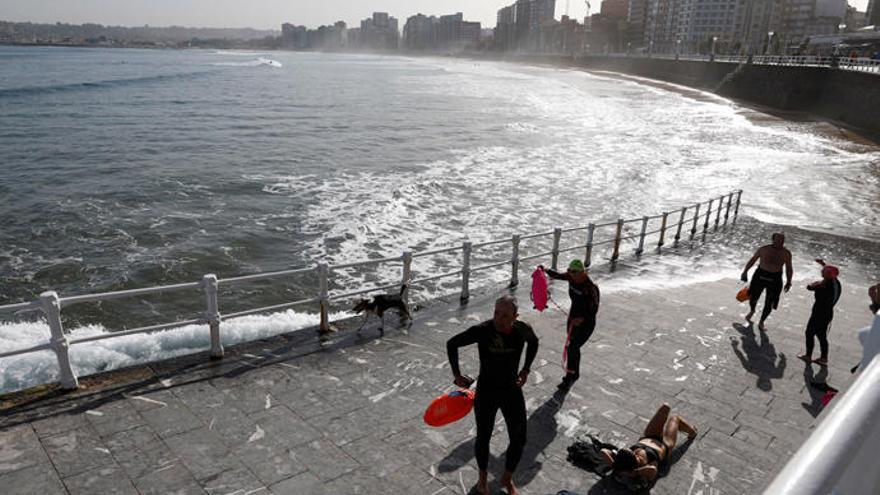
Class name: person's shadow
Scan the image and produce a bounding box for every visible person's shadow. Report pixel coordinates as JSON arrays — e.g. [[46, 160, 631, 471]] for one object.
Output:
[[437, 389, 569, 492], [802, 362, 832, 418], [730, 322, 786, 391]]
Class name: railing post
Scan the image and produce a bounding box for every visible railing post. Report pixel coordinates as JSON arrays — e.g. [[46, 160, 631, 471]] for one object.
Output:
[[714, 195, 723, 229], [202, 274, 223, 359], [317, 263, 330, 334], [658, 212, 668, 248], [585, 223, 595, 267], [551, 227, 562, 271], [690, 203, 701, 239], [461, 241, 472, 301], [674, 206, 686, 245], [611, 219, 624, 262], [703, 199, 713, 233], [733, 190, 743, 223], [724, 192, 733, 224], [510, 234, 521, 287], [40, 291, 78, 390], [635, 216, 649, 255], [401, 251, 412, 307]]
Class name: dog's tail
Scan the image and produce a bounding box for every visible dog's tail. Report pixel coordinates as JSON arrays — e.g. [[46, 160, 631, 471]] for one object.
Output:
[[399, 284, 408, 296]]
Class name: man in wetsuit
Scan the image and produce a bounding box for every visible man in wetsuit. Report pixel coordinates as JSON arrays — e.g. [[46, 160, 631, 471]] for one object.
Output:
[[545, 259, 600, 389], [741, 233, 793, 331], [446, 295, 539, 495], [797, 261, 842, 366]]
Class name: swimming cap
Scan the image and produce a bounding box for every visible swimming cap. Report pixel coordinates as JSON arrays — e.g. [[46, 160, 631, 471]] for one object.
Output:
[[822, 265, 839, 279], [568, 259, 585, 272]]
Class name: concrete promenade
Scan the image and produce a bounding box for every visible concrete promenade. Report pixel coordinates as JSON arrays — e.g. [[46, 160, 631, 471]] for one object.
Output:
[[0, 273, 872, 494]]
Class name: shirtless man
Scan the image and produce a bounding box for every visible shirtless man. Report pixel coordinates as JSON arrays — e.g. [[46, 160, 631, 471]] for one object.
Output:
[[741, 233, 793, 330]]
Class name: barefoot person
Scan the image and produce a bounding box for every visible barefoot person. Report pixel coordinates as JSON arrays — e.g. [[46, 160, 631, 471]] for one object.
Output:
[[600, 404, 697, 483], [446, 295, 539, 495], [741, 233, 793, 330], [798, 260, 842, 366], [544, 260, 600, 389]]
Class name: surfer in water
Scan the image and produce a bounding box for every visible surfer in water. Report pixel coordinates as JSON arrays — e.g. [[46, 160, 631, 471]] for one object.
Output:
[[446, 295, 539, 495], [741, 233, 793, 331], [544, 259, 600, 389]]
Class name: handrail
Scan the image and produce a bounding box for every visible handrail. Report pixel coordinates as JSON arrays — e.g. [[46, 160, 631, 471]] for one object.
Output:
[[763, 312, 880, 494], [0, 190, 742, 392], [61, 281, 202, 306], [584, 53, 880, 75]]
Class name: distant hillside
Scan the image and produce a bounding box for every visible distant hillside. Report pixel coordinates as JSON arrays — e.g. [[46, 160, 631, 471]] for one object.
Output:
[[0, 20, 279, 44]]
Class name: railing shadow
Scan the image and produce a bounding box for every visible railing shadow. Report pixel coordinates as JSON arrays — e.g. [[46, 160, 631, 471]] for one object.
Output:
[[730, 322, 786, 391]]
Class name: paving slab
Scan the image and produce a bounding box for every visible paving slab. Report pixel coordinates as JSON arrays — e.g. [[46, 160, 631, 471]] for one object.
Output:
[[0, 268, 874, 494]]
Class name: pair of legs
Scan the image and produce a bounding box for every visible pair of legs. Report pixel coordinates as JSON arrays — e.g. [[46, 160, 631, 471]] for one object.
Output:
[[641, 404, 698, 456], [561, 318, 595, 387], [474, 385, 527, 495], [798, 313, 832, 365], [747, 270, 782, 330]]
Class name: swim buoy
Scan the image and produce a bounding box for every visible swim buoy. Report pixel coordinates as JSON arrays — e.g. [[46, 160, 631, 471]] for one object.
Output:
[[736, 287, 750, 302], [423, 389, 475, 427], [531, 267, 549, 312]]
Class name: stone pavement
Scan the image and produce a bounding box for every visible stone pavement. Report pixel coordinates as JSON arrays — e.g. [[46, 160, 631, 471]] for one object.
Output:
[[0, 273, 873, 495]]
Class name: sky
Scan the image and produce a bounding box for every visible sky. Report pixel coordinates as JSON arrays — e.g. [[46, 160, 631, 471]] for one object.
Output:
[[0, 0, 578, 30], [0, 0, 869, 31]]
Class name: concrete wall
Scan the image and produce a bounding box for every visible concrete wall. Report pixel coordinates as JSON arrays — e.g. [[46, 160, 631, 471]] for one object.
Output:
[[502, 54, 880, 139]]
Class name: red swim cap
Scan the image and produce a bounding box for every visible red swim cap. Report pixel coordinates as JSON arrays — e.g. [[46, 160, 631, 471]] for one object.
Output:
[[822, 265, 839, 279]]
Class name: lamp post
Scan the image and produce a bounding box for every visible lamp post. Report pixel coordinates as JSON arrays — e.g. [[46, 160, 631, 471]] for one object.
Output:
[[676, 38, 681, 60], [766, 31, 774, 56], [627, 41, 631, 55], [710, 36, 718, 61]]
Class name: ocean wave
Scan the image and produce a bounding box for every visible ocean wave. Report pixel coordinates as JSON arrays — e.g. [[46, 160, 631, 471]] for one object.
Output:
[[0, 70, 216, 99], [0, 309, 350, 394]]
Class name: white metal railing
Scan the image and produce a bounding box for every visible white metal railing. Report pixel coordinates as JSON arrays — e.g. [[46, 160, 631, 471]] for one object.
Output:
[[0, 190, 743, 391], [763, 310, 880, 495], [584, 53, 880, 74]]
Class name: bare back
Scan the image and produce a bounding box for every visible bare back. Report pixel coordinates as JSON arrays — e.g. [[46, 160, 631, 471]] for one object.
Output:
[[757, 245, 791, 273]]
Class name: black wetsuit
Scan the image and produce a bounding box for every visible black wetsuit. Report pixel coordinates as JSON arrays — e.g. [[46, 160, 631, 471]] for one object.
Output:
[[805, 279, 842, 359], [446, 320, 539, 472], [749, 267, 783, 321], [547, 269, 600, 379]]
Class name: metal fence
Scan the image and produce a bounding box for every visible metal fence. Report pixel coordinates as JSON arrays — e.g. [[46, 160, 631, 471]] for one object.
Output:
[[583, 53, 880, 74], [0, 190, 743, 391]]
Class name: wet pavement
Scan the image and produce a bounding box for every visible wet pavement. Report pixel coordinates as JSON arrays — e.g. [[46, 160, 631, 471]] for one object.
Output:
[[0, 271, 873, 495]]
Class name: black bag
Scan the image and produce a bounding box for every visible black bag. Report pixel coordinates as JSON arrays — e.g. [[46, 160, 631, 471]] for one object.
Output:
[[566, 435, 616, 476]]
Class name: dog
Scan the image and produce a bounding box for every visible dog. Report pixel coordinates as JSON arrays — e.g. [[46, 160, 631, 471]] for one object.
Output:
[[352, 285, 412, 333]]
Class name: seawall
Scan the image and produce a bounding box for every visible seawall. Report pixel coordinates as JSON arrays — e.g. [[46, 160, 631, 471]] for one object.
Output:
[[501, 53, 880, 140]]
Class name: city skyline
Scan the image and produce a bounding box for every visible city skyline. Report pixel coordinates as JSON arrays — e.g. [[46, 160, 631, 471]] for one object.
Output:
[[0, 0, 595, 31]]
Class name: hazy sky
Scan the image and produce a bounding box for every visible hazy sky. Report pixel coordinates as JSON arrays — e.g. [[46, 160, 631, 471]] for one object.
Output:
[[0, 0, 868, 30], [0, 0, 581, 30]]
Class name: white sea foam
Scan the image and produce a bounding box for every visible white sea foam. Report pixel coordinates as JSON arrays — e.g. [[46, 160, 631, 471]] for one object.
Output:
[[0, 309, 349, 394]]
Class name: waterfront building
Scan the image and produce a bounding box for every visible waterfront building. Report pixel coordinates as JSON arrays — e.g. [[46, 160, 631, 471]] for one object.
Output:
[[403, 12, 481, 51], [403, 14, 437, 50], [868, 0, 879, 27], [588, 0, 630, 52], [281, 23, 308, 49], [778, 0, 847, 52], [627, 0, 649, 49], [351, 12, 399, 50], [495, 0, 557, 51]]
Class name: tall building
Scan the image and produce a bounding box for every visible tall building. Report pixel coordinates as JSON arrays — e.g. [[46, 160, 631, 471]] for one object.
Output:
[[495, 0, 556, 51], [869, 0, 880, 27], [403, 14, 437, 49], [353, 12, 399, 50], [627, 0, 649, 48], [281, 23, 308, 49]]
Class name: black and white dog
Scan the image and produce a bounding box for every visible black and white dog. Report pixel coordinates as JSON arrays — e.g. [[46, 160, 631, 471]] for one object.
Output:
[[352, 285, 412, 333]]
